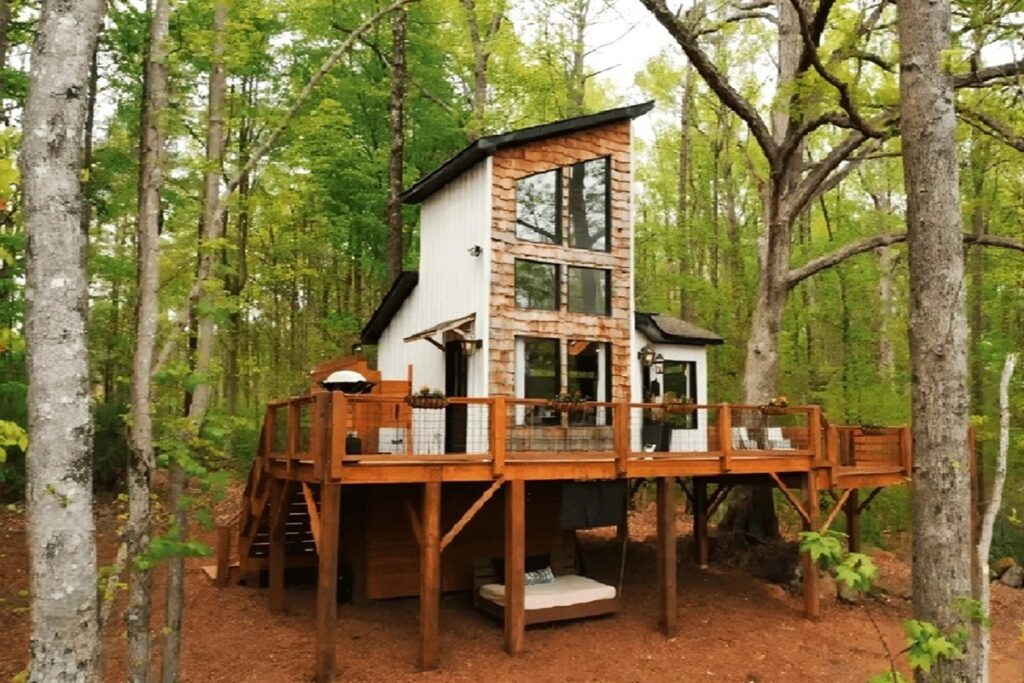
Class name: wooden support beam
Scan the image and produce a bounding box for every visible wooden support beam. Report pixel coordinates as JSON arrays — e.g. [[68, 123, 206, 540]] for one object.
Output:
[[706, 483, 734, 519], [303, 482, 321, 554], [675, 478, 694, 507], [315, 483, 341, 683], [418, 481, 442, 671], [404, 498, 423, 547], [269, 478, 291, 612], [491, 397, 506, 478], [329, 394, 348, 480], [718, 405, 733, 472], [441, 478, 505, 552], [769, 472, 810, 524], [818, 488, 851, 534], [846, 489, 861, 553], [693, 478, 709, 568], [215, 523, 231, 588], [613, 402, 629, 476], [656, 477, 677, 636], [802, 471, 820, 620], [856, 486, 885, 514], [504, 479, 526, 655]]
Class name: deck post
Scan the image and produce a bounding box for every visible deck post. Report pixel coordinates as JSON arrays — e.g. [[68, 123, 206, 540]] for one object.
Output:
[[656, 477, 677, 636], [268, 478, 289, 612], [845, 488, 861, 553], [418, 480, 442, 671], [693, 478, 709, 568], [315, 483, 341, 683], [504, 479, 525, 655], [718, 405, 733, 472], [802, 471, 820, 619]]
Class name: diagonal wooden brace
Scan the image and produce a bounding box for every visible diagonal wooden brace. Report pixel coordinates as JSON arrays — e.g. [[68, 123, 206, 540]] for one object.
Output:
[[441, 477, 505, 552], [769, 472, 810, 525]]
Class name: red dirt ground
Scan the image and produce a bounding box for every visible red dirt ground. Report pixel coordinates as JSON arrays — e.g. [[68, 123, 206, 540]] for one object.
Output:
[[1, 502, 1021, 682]]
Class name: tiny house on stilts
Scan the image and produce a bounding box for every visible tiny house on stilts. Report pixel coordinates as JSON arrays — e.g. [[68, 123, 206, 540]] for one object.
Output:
[[213, 103, 924, 682]]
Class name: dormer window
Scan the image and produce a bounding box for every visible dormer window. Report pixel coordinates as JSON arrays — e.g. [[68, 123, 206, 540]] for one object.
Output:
[[515, 169, 561, 244], [568, 157, 610, 251]]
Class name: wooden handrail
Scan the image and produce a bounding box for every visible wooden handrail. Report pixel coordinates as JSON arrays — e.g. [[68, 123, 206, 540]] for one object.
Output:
[[491, 397, 506, 478], [719, 404, 733, 472], [613, 402, 629, 476]]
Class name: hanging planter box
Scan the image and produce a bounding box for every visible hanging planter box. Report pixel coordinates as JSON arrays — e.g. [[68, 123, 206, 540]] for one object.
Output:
[[663, 402, 697, 415], [759, 405, 787, 416], [545, 400, 585, 414], [405, 395, 449, 410]]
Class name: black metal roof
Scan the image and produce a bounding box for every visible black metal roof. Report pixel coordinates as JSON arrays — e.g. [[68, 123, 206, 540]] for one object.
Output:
[[635, 311, 724, 346], [360, 271, 419, 344], [401, 101, 656, 205]]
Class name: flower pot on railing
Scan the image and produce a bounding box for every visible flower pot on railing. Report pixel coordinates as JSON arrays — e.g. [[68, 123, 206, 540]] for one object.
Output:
[[405, 395, 449, 410], [663, 401, 697, 415], [545, 400, 585, 414], [759, 405, 787, 416]]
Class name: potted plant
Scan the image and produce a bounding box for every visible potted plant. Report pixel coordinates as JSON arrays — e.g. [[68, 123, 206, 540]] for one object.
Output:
[[545, 390, 587, 414], [405, 386, 449, 409], [662, 392, 697, 415], [760, 394, 789, 415], [860, 422, 886, 435]]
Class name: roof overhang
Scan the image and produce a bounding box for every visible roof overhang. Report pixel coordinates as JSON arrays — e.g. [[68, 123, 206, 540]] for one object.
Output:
[[635, 311, 724, 346], [360, 271, 419, 345], [403, 313, 476, 351], [401, 101, 656, 205]]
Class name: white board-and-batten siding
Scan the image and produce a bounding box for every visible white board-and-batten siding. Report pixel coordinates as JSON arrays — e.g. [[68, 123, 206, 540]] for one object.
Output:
[[376, 158, 492, 397]]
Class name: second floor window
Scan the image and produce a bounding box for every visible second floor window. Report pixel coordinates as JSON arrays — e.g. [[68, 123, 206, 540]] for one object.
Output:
[[568, 266, 610, 315], [568, 157, 609, 251], [515, 260, 559, 310]]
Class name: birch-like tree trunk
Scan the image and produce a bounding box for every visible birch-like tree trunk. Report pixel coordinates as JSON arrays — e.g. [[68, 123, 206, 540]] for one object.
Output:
[[20, 0, 105, 678], [127, 0, 171, 679], [160, 3, 226, 681], [898, 0, 974, 678], [386, 6, 407, 284]]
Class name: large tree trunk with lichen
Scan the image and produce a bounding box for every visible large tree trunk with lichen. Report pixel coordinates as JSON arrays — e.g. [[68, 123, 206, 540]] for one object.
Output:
[[386, 6, 407, 284], [897, 0, 975, 679], [127, 0, 171, 680], [20, 0, 105, 678]]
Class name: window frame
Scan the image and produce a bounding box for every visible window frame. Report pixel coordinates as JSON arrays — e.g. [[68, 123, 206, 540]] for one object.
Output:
[[566, 265, 611, 316], [566, 156, 612, 253], [514, 167, 563, 245], [514, 259, 561, 311], [661, 359, 699, 430]]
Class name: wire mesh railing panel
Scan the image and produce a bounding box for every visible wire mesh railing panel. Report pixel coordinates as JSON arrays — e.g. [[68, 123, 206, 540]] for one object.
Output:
[[344, 397, 491, 458], [729, 407, 811, 452], [270, 406, 287, 455], [629, 404, 719, 454], [504, 400, 615, 453]]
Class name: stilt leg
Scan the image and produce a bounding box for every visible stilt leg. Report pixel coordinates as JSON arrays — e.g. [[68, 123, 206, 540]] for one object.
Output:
[[315, 483, 341, 683], [803, 472, 820, 619], [845, 488, 861, 553], [504, 479, 525, 655], [693, 478, 709, 568], [269, 479, 289, 612], [418, 481, 442, 670], [656, 477, 677, 636]]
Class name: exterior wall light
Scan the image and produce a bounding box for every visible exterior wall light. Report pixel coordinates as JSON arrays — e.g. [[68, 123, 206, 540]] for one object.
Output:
[[468, 245, 483, 257]]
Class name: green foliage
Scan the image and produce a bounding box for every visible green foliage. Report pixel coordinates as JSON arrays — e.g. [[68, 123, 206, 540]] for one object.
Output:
[[868, 673, 907, 683], [903, 620, 963, 673]]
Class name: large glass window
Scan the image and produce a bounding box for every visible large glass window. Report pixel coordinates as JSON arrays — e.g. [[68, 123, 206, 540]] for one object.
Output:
[[568, 266, 610, 315], [515, 260, 559, 310], [568, 157, 609, 251], [516, 169, 561, 244], [568, 340, 609, 425]]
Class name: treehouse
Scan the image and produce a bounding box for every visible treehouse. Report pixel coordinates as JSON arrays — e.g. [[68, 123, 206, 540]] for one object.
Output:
[[214, 102, 921, 682]]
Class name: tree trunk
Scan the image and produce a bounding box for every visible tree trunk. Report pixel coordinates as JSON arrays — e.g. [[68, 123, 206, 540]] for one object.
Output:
[[20, 0, 105, 678], [128, 0, 171, 679], [386, 6, 407, 284], [161, 2, 226, 681], [898, 0, 974, 678]]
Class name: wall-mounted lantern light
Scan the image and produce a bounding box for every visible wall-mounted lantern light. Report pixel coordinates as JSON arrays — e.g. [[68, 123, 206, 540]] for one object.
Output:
[[468, 245, 483, 257]]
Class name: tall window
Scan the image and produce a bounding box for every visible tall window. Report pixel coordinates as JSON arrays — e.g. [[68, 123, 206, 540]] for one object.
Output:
[[568, 157, 609, 251], [516, 169, 560, 244], [568, 266, 610, 315], [568, 340, 609, 425], [521, 338, 560, 399], [515, 260, 559, 310]]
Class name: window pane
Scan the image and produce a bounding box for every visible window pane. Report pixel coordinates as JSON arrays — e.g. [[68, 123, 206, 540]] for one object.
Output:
[[568, 267, 609, 315], [516, 260, 558, 310], [523, 338, 560, 399], [663, 360, 697, 429], [568, 157, 608, 250], [568, 341, 609, 426], [516, 170, 560, 244]]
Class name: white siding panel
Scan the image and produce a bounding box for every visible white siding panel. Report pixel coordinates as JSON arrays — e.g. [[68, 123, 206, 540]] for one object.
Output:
[[377, 160, 492, 396]]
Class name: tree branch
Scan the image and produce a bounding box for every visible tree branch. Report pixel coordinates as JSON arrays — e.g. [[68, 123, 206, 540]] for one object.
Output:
[[953, 58, 1024, 89], [639, 0, 778, 163], [959, 107, 1024, 153]]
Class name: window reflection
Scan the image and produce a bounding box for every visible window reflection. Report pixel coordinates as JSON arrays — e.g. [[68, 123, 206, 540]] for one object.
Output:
[[568, 266, 609, 315], [568, 157, 609, 251], [516, 169, 560, 244], [515, 260, 559, 310]]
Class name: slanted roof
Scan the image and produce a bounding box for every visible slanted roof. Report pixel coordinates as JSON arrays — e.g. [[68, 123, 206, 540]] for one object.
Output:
[[404, 313, 476, 350], [635, 312, 724, 346], [360, 271, 418, 344], [401, 101, 656, 205]]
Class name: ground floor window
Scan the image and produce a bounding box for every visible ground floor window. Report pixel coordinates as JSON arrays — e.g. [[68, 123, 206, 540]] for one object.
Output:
[[662, 359, 698, 429], [567, 340, 610, 425], [515, 337, 610, 426]]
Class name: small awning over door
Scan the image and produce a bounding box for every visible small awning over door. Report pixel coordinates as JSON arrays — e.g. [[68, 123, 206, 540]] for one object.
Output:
[[403, 313, 476, 350]]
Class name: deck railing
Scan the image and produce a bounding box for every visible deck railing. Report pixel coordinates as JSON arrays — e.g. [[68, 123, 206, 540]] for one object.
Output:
[[252, 393, 883, 481]]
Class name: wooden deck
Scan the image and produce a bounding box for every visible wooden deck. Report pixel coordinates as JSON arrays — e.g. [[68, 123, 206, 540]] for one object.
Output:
[[217, 392, 919, 682]]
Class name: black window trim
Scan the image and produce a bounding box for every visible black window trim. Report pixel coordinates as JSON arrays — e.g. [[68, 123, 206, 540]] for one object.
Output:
[[567, 265, 612, 316], [567, 155, 612, 253], [514, 167, 563, 245], [514, 258, 561, 311]]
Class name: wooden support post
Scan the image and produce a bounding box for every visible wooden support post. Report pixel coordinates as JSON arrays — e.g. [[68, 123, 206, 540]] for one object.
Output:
[[846, 488, 861, 553], [269, 478, 289, 612], [215, 523, 231, 587], [491, 397, 506, 478], [418, 481, 442, 671], [656, 477, 677, 636], [613, 402, 629, 476], [808, 406, 823, 466], [504, 479, 525, 655], [802, 471, 820, 619], [315, 483, 341, 683], [693, 478, 709, 568], [718, 405, 733, 472], [329, 394, 348, 480]]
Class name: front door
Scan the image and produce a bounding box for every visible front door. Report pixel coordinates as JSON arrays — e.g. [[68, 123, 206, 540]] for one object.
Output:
[[444, 340, 468, 453]]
